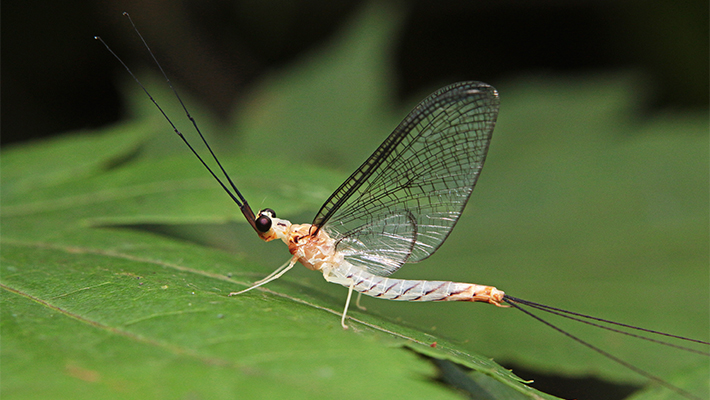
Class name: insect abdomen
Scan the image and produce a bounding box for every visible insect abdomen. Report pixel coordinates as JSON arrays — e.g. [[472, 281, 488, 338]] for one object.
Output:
[[325, 265, 504, 305]]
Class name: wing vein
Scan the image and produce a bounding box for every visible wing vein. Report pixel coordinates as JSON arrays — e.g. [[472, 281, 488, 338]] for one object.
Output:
[[314, 82, 499, 276]]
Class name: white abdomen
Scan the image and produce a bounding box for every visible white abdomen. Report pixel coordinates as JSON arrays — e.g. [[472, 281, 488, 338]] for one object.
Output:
[[323, 262, 504, 305]]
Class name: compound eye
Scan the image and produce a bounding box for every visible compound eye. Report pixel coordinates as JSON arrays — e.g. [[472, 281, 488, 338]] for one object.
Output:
[[260, 208, 276, 218], [255, 214, 272, 233], [255, 208, 276, 233]]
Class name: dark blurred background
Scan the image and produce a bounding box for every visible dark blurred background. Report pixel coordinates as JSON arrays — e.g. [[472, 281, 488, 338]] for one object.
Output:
[[2, 0, 708, 146]]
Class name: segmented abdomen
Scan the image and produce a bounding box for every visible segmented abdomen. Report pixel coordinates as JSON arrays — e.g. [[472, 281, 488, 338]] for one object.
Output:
[[324, 263, 502, 304]]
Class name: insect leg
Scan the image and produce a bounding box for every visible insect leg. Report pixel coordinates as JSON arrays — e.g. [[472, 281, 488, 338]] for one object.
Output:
[[229, 256, 298, 296], [341, 282, 356, 329], [355, 292, 367, 311]]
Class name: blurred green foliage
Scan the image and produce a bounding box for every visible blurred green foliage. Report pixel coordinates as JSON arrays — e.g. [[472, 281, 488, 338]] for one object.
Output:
[[2, 3, 707, 400]]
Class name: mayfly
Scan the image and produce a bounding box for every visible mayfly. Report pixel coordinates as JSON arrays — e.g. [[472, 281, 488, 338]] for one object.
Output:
[[97, 13, 708, 399]]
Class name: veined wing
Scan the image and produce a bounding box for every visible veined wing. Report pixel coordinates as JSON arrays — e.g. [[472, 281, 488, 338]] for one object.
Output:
[[312, 82, 499, 276]]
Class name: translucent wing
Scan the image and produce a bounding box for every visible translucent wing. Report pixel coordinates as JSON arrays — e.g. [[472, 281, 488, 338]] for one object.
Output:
[[312, 82, 499, 276]]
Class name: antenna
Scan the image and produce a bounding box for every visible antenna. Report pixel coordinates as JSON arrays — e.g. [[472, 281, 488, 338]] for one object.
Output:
[[95, 12, 259, 232]]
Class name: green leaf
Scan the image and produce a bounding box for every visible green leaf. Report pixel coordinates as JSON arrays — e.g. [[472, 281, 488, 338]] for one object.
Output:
[[1, 129, 556, 400], [2, 3, 707, 400]]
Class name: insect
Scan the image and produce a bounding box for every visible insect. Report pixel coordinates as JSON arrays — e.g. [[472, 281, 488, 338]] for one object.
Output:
[[226, 79, 504, 326], [97, 13, 708, 399]]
